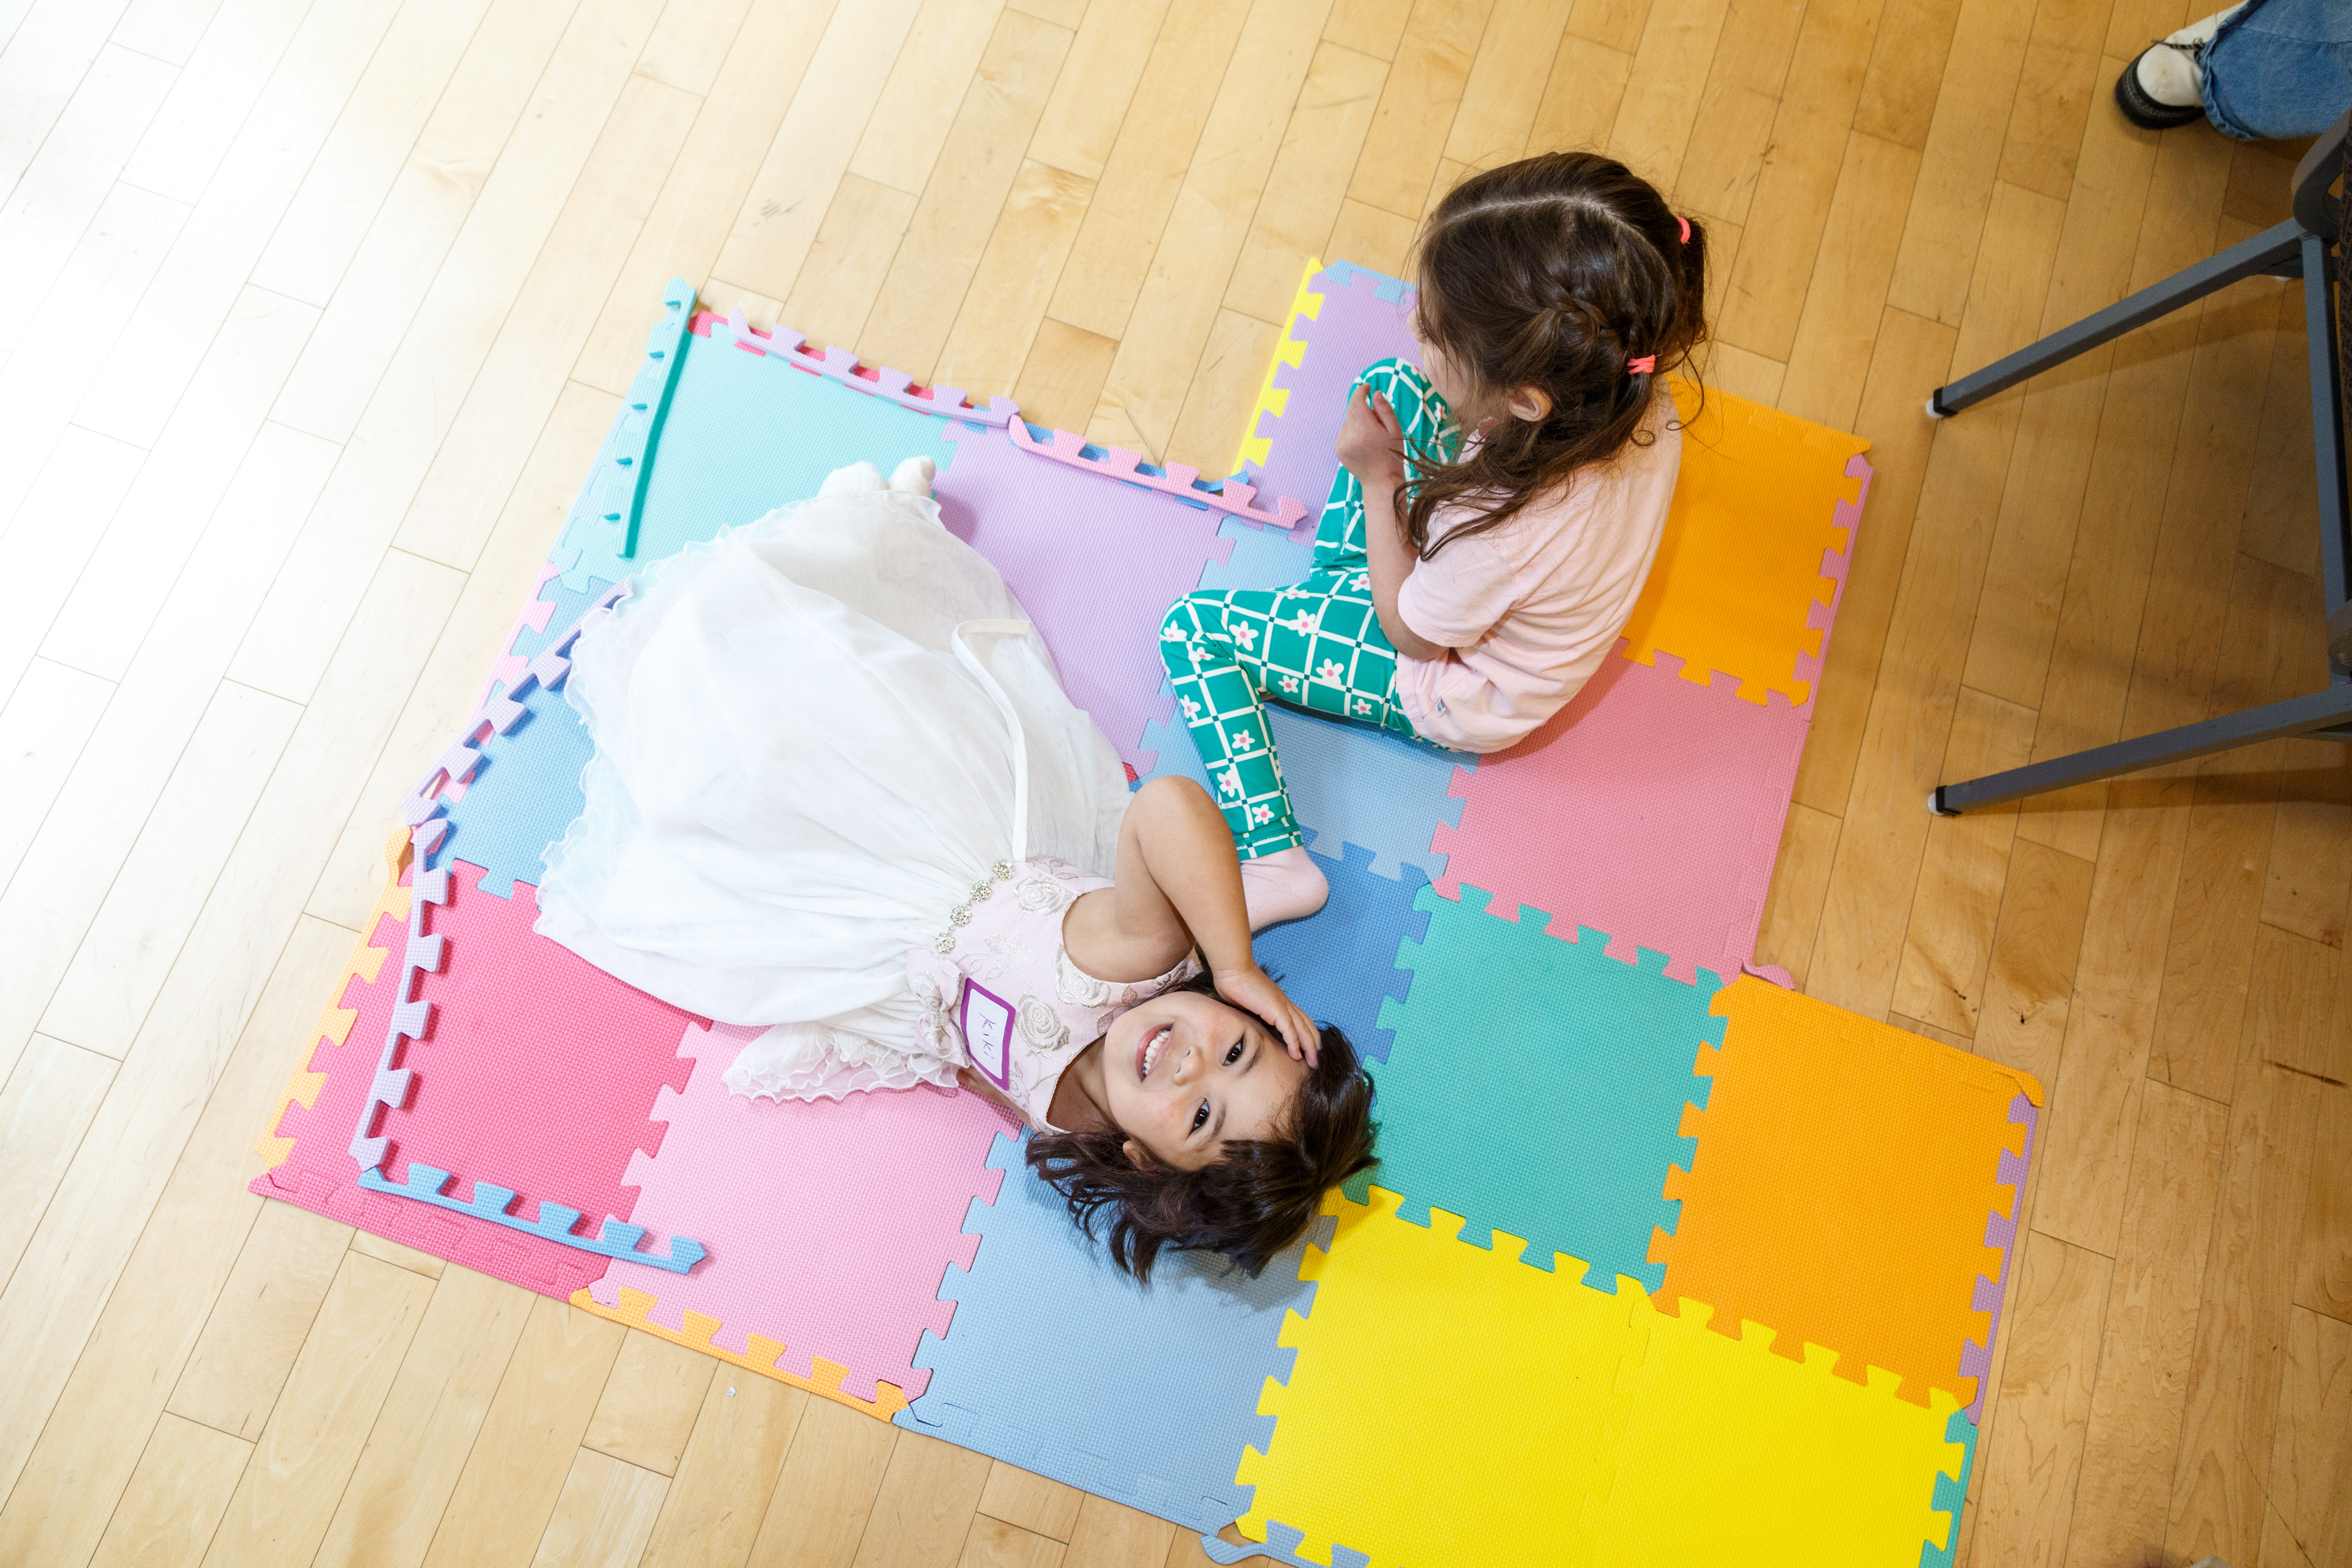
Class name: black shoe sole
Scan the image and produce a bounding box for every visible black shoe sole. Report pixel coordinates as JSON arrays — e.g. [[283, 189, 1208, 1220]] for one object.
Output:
[[2115, 47, 2206, 129]]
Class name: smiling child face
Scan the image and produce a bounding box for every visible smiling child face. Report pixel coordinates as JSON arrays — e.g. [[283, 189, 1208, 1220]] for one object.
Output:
[[1096, 989, 1312, 1171]]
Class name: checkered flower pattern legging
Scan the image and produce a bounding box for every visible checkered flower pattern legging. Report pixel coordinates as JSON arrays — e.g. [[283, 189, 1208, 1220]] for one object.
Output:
[[1160, 358, 1460, 859]]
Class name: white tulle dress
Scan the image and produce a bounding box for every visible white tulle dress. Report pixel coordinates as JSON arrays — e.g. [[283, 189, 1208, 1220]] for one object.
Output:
[[532, 461, 1135, 1103]]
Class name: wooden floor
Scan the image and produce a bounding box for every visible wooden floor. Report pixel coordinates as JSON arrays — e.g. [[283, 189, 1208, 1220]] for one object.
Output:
[[0, 0, 2345, 1563]]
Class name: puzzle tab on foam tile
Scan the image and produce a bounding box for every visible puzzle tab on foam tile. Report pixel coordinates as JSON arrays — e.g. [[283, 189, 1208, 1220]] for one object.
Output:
[[588, 1020, 1009, 1409], [1252, 837, 1431, 1063], [1649, 979, 2042, 1414], [898, 1132, 1317, 1534], [1358, 885, 1720, 1291], [1616, 384, 1871, 709]]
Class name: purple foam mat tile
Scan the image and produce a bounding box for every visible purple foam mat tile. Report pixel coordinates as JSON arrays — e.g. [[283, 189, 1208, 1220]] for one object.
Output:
[[933, 420, 1234, 774], [1957, 1093, 2040, 1423], [1006, 419, 1311, 533], [1249, 263, 1422, 510]]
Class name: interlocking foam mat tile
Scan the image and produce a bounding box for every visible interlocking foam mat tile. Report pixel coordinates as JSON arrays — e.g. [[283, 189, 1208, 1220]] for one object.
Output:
[[240, 276, 2038, 1563], [898, 1135, 1320, 1534], [1227, 1187, 1967, 1568]]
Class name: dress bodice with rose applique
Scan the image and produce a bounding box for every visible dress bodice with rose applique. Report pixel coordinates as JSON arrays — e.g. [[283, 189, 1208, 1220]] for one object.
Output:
[[902, 856, 1201, 1130]]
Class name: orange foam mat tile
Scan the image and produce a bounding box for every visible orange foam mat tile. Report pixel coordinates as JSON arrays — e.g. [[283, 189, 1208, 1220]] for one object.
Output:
[[1648, 977, 2043, 1411]]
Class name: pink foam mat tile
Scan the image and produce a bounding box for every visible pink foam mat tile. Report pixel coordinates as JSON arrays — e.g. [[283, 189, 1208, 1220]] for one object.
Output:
[[1429, 644, 1811, 983], [587, 1020, 1014, 1406], [255, 858, 702, 1298]]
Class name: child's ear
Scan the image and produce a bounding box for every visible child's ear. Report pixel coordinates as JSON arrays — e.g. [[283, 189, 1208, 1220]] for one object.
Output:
[[1121, 1137, 1152, 1170], [1504, 385, 1551, 422]]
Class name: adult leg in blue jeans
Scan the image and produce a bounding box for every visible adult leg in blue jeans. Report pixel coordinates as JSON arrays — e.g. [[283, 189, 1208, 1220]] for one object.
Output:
[[2116, 0, 2352, 138]]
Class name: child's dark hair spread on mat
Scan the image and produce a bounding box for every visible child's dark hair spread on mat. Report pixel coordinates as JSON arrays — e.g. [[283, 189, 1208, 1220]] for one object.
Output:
[[532, 456, 1377, 1280], [1163, 149, 1709, 931]]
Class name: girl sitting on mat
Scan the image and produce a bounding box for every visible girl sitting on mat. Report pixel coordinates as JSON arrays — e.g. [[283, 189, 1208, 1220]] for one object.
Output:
[[533, 456, 1376, 1280], [1166, 150, 1705, 927]]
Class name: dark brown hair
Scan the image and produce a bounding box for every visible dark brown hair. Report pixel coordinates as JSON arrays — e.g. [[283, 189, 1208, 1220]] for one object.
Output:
[[1404, 150, 1708, 557], [1024, 971, 1378, 1281]]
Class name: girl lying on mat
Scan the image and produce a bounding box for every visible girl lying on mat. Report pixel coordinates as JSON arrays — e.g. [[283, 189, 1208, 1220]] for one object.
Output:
[[1166, 150, 1706, 929], [532, 457, 1377, 1280]]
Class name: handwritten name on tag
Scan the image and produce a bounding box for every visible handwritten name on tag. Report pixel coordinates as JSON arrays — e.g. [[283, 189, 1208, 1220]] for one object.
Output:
[[959, 978, 1014, 1089]]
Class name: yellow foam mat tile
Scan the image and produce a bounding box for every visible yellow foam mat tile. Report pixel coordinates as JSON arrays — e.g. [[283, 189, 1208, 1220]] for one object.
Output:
[[253, 825, 412, 1171], [1617, 382, 1872, 706], [1232, 257, 1324, 476], [569, 1284, 909, 1422], [1238, 1187, 1963, 1568]]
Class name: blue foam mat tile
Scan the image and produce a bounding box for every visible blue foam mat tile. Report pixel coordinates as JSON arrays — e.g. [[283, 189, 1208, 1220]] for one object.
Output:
[[1197, 513, 1318, 594], [1342, 886, 1725, 1291], [899, 1133, 1316, 1534], [438, 666, 597, 901], [1200, 1521, 1372, 1568], [1252, 836, 1430, 1063], [556, 322, 951, 593], [1921, 1407, 1979, 1568]]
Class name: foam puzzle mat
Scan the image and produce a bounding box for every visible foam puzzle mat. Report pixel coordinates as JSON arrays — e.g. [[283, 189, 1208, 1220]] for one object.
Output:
[[241, 272, 2042, 1564]]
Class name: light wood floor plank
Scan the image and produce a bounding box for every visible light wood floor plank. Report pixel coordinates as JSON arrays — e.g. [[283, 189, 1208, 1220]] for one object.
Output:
[[933, 159, 1095, 405], [164, 1199, 352, 1442], [745, 1394, 897, 1568], [1670, 0, 1811, 230], [0, 1034, 117, 1292], [1343, 0, 1492, 220], [234, 0, 666, 703], [1086, 0, 1326, 461], [119, 0, 314, 207], [1025, 0, 1168, 186], [858, 7, 1075, 384], [0, 914, 348, 1568], [1806, 177, 2062, 1022], [1994, 0, 2107, 205], [0, 419, 338, 1083], [1039, 0, 1253, 350], [1605, 0, 1730, 206], [1777, 131, 1921, 432], [528, 1447, 670, 1568], [1890, 682, 2039, 1036], [392, 71, 700, 572], [1527, 32, 1630, 159], [0, 0, 142, 210], [1167, 308, 1279, 476], [308, 378, 614, 928], [572, 0, 839, 391], [1850, 0, 1961, 152], [1011, 315, 1117, 434], [0, 426, 146, 710], [584, 1330, 717, 1479], [778, 172, 918, 357], [632, 0, 755, 96], [267, 0, 580, 445], [420, 1296, 628, 1568], [1321, 195, 1416, 278], [1754, 799, 1841, 989], [2300, 1083, 2352, 1326], [198, 1250, 437, 1567], [2267, 1305, 2352, 1568], [311, 1264, 539, 1568], [2064, 1078, 2230, 1567], [77, 0, 401, 450], [1445, 0, 1568, 172], [1058, 1494, 1171, 1568], [1965, 1229, 2111, 1567], [113, 0, 233, 67], [0, 42, 177, 350], [86, 1411, 254, 1568], [2264, 740, 2352, 950], [1327, 0, 1414, 58], [1223, 40, 1387, 329], [0, 546, 458, 1508], [696, 0, 920, 329], [975, 1463, 1082, 1543], [249, 0, 494, 308], [1970, 834, 2094, 1087], [0, 661, 112, 892], [846, 0, 1009, 200], [1882, 0, 2036, 328], [961, 1514, 1065, 1568], [636, 1367, 805, 1568], [850, 1427, 992, 1568]]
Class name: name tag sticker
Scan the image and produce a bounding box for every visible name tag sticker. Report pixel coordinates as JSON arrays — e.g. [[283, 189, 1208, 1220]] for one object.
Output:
[[958, 979, 1014, 1090]]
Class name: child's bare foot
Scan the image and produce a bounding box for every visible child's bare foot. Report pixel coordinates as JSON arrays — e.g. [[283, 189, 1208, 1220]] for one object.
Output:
[[1240, 845, 1327, 931]]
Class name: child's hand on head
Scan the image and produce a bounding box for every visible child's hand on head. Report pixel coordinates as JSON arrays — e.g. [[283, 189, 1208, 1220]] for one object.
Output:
[[1334, 385, 1405, 487], [1211, 963, 1319, 1066]]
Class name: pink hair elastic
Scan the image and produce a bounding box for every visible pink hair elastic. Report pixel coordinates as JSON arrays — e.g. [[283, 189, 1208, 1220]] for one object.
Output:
[[1676, 215, 1691, 243], [1627, 354, 1656, 375]]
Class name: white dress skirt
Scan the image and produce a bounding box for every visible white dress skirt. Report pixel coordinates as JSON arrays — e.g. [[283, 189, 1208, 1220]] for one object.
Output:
[[532, 465, 1133, 1102]]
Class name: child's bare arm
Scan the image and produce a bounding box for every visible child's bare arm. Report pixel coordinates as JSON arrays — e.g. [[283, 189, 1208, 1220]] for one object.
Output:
[[1061, 777, 1318, 1060]]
